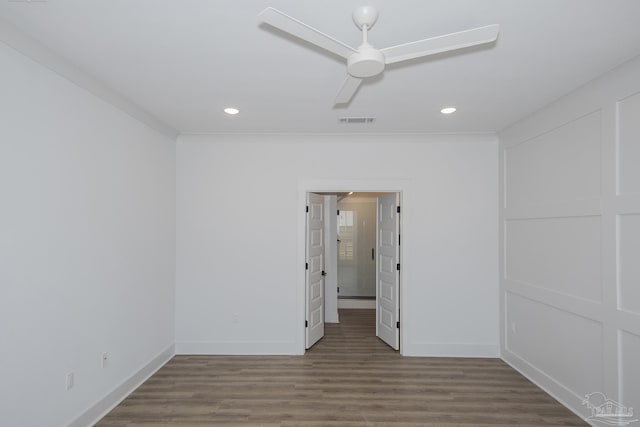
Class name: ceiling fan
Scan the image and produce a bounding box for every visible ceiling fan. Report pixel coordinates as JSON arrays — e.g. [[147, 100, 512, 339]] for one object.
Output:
[[259, 6, 499, 105]]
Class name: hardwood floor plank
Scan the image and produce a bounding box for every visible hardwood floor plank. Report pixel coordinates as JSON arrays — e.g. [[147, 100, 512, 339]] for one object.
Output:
[[96, 310, 586, 426]]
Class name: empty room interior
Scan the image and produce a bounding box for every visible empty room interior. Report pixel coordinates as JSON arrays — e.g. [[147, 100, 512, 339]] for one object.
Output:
[[2, 1, 640, 426]]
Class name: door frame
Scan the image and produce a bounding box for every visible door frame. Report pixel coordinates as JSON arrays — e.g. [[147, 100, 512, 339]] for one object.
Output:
[[298, 180, 406, 355], [305, 192, 325, 349]]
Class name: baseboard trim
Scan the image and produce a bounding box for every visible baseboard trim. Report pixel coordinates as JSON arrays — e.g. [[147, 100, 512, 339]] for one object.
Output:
[[403, 343, 500, 358], [175, 341, 300, 355], [338, 299, 376, 309], [501, 350, 590, 423], [68, 344, 175, 427]]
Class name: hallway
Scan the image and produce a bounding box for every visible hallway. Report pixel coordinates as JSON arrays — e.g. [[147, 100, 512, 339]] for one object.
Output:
[[306, 309, 395, 356]]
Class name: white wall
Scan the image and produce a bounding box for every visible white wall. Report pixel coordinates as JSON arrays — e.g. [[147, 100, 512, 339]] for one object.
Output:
[[499, 55, 640, 419], [0, 41, 176, 427], [175, 133, 499, 357]]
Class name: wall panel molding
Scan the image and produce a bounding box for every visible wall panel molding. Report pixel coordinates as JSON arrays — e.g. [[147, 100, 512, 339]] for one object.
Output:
[[615, 196, 640, 214], [504, 281, 603, 321], [616, 92, 640, 196], [505, 199, 601, 220], [502, 351, 591, 421], [500, 55, 640, 421], [616, 311, 640, 336]]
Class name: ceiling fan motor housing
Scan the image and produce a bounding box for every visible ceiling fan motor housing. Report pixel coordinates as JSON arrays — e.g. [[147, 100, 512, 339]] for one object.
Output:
[[352, 6, 379, 30], [348, 48, 385, 78]]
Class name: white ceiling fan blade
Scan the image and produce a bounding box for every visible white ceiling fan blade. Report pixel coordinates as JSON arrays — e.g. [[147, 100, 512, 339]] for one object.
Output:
[[259, 7, 358, 59], [381, 24, 499, 65], [335, 75, 363, 104]]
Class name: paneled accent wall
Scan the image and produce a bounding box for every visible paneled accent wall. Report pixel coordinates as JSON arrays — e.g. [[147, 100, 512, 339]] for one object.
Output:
[[499, 56, 640, 420]]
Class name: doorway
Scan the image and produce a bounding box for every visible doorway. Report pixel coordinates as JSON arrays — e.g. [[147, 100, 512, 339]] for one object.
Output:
[[337, 193, 378, 306], [301, 188, 402, 353]]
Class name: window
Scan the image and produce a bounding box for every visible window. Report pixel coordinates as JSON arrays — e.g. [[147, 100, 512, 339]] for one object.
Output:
[[338, 210, 355, 261]]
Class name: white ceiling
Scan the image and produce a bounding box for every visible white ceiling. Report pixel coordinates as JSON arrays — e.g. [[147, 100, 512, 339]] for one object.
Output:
[[2, 0, 640, 134]]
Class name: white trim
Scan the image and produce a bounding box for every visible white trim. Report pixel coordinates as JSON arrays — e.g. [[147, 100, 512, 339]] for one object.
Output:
[[175, 341, 299, 355], [502, 350, 591, 423], [0, 17, 178, 139], [404, 343, 500, 358], [338, 299, 376, 309], [67, 344, 175, 427], [179, 131, 498, 137], [299, 180, 407, 355]]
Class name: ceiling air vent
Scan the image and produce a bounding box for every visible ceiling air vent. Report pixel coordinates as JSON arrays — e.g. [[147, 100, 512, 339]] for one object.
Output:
[[338, 117, 376, 124]]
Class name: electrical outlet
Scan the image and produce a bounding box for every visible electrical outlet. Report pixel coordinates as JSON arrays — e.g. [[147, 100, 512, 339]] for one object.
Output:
[[66, 372, 74, 390], [101, 352, 109, 369]]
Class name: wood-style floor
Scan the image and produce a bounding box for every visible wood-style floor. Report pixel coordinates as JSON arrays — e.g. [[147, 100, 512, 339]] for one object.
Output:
[[96, 310, 587, 426]]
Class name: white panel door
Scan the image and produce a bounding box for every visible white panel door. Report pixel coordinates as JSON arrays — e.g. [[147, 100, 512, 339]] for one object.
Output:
[[306, 193, 325, 349], [376, 193, 399, 350]]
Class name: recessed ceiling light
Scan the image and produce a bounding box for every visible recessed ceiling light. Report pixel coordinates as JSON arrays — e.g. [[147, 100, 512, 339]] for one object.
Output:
[[224, 107, 239, 115], [440, 107, 457, 114]]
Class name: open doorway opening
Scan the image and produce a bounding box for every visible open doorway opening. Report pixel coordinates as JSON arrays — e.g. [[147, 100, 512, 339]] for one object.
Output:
[[337, 192, 386, 309], [304, 190, 401, 352]]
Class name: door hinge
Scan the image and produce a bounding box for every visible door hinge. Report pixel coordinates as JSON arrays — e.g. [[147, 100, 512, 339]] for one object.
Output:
[[306, 205, 309, 213], [305, 262, 308, 270], [396, 263, 400, 271], [397, 206, 401, 214], [305, 320, 308, 328], [396, 321, 400, 329], [337, 286, 340, 293], [337, 209, 340, 215], [398, 234, 401, 245]]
